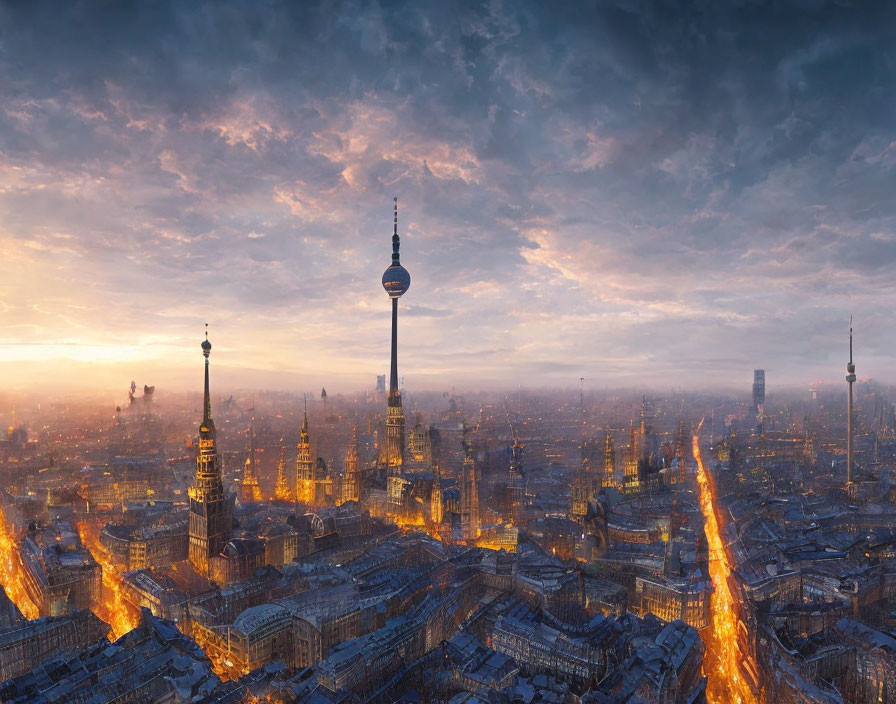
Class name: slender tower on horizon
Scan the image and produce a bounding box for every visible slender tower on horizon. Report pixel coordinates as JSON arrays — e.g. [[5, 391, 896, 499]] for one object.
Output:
[[460, 420, 480, 541], [846, 318, 856, 492], [382, 197, 410, 513], [188, 326, 232, 577]]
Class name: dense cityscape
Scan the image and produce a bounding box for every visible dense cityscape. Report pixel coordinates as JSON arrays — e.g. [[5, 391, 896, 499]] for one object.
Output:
[[0, 196, 893, 703], [3, 1, 896, 703]]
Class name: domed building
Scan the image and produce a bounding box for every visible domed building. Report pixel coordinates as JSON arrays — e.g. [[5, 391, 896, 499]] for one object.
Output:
[[224, 603, 293, 676]]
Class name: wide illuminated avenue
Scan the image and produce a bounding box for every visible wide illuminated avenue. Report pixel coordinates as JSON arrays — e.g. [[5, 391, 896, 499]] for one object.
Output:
[[0, 506, 38, 621], [77, 524, 141, 640], [693, 422, 757, 704]]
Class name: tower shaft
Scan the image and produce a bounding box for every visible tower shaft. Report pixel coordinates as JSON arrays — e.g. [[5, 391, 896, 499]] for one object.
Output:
[[846, 322, 856, 490], [848, 382, 854, 485], [391, 298, 399, 394]]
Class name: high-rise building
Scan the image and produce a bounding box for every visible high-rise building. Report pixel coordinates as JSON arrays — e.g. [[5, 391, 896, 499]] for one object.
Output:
[[623, 420, 638, 484], [239, 423, 263, 504], [460, 423, 479, 540], [296, 403, 314, 505], [752, 370, 765, 414], [603, 429, 617, 488], [341, 426, 361, 505], [188, 329, 232, 577], [382, 197, 410, 513], [570, 469, 591, 521]]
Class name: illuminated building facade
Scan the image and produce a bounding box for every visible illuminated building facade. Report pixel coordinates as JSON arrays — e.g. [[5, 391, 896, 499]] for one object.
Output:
[[635, 574, 712, 630], [239, 424, 263, 504], [274, 446, 291, 501], [460, 426, 480, 540], [408, 416, 432, 466], [603, 429, 617, 488], [340, 426, 361, 505], [188, 330, 233, 577], [570, 465, 593, 521], [100, 522, 188, 571], [296, 407, 315, 505], [20, 521, 102, 617], [382, 197, 410, 513]]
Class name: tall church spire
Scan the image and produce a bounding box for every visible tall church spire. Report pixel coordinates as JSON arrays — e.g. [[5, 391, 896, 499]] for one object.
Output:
[[296, 394, 314, 504], [189, 326, 232, 576]]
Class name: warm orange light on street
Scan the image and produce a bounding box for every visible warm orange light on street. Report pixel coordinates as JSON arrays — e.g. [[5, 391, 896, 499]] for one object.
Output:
[[694, 422, 757, 704]]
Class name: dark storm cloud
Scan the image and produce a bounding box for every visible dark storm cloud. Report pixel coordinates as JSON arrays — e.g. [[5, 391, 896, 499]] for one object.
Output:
[[1, 0, 895, 390]]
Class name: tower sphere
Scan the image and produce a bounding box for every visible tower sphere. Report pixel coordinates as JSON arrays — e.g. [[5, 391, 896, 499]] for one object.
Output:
[[201, 338, 212, 356], [382, 264, 411, 299]]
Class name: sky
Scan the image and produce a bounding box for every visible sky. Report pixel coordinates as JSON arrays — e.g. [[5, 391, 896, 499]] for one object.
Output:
[[1, 0, 896, 395]]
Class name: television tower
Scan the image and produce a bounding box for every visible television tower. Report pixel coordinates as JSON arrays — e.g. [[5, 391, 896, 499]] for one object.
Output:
[[382, 197, 410, 512], [846, 318, 856, 491]]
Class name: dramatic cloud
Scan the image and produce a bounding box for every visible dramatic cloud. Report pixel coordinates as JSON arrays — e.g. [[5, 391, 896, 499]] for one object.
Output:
[[1, 0, 895, 393]]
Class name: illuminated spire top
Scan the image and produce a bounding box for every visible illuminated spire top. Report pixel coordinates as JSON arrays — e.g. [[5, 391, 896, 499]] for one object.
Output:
[[301, 394, 309, 443], [382, 197, 411, 299]]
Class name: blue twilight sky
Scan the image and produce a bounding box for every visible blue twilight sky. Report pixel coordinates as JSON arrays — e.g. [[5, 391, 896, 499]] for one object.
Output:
[[1, 0, 895, 393]]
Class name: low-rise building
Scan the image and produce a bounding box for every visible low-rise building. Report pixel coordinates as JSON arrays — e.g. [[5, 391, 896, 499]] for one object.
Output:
[[19, 521, 101, 617]]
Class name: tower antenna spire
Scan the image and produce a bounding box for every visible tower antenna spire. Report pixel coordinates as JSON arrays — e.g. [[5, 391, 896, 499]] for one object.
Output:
[[849, 315, 853, 365], [392, 196, 400, 265]]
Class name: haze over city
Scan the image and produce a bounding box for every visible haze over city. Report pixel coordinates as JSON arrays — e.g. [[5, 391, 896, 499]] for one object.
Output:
[[3, 1, 896, 393]]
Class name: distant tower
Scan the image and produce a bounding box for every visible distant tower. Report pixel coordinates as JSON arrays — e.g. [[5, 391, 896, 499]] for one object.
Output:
[[623, 420, 639, 490], [296, 398, 314, 504], [752, 370, 766, 423], [274, 445, 291, 501], [571, 472, 592, 521], [239, 422, 263, 503], [382, 197, 411, 513], [846, 320, 856, 491], [509, 431, 525, 514], [321, 387, 328, 417], [188, 327, 232, 577], [342, 426, 361, 504], [603, 428, 617, 488], [429, 426, 444, 525], [460, 422, 480, 540]]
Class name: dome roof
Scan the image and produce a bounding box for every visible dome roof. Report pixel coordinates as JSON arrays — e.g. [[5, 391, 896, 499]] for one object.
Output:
[[382, 264, 411, 298], [233, 603, 290, 637]]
